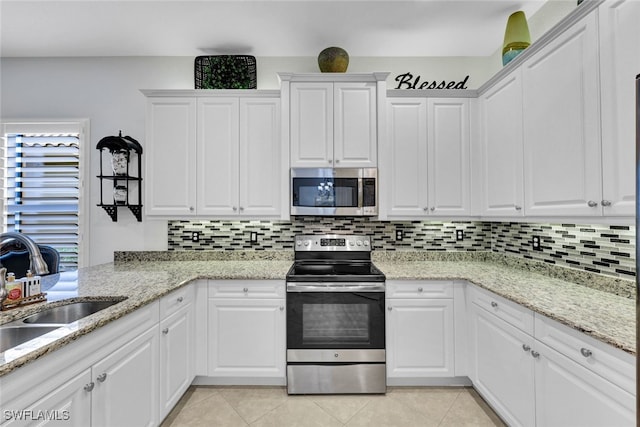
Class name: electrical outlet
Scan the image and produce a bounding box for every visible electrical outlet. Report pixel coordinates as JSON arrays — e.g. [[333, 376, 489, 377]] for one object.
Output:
[[191, 231, 199, 242], [456, 229, 464, 241], [250, 231, 258, 243], [532, 235, 541, 251], [395, 229, 403, 241]]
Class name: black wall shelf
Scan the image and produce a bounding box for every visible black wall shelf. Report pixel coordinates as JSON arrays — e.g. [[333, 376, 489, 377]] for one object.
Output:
[[96, 132, 143, 222]]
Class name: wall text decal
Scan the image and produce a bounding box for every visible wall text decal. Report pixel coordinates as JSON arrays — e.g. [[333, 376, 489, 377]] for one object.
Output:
[[394, 73, 469, 90]]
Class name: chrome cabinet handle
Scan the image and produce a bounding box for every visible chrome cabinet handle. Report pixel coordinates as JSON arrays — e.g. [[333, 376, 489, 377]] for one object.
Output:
[[280, 306, 284, 311], [335, 159, 340, 163], [243, 287, 249, 293], [580, 348, 592, 358], [232, 206, 238, 211], [189, 206, 194, 212], [162, 327, 169, 335], [531, 350, 540, 359], [239, 207, 244, 211], [177, 296, 183, 303], [601, 200, 612, 207], [387, 306, 392, 311], [430, 207, 435, 211], [84, 382, 95, 392], [97, 373, 107, 382], [423, 207, 429, 212], [328, 159, 333, 164], [490, 301, 498, 308], [587, 200, 598, 207], [515, 205, 522, 211], [522, 344, 531, 352], [417, 287, 423, 292]]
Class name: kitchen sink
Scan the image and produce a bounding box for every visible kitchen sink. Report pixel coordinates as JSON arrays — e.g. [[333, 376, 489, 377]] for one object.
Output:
[[0, 326, 60, 353], [21, 299, 125, 325]]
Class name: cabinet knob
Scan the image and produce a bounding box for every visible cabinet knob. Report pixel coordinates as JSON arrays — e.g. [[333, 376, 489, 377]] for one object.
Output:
[[522, 344, 531, 352], [387, 306, 392, 311], [189, 206, 194, 212], [531, 350, 540, 359], [84, 382, 95, 392], [177, 296, 184, 303], [96, 373, 107, 382], [239, 206, 244, 211], [430, 207, 435, 212], [162, 327, 169, 335], [328, 159, 333, 164], [280, 306, 284, 311], [232, 206, 238, 211], [423, 207, 429, 212], [490, 301, 498, 308], [601, 200, 612, 207], [417, 287, 423, 292], [580, 348, 592, 358], [243, 287, 249, 293], [515, 205, 522, 211], [587, 200, 598, 207], [335, 159, 340, 163]]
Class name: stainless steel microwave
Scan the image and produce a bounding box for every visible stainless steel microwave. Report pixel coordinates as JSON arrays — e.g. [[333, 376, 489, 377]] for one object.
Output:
[[290, 168, 378, 216]]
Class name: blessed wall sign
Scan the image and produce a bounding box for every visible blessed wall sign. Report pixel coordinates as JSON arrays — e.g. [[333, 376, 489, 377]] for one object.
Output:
[[394, 72, 470, 90]]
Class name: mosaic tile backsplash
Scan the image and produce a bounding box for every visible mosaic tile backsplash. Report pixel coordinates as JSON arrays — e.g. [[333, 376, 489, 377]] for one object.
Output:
[[167, 219, 636, 279]]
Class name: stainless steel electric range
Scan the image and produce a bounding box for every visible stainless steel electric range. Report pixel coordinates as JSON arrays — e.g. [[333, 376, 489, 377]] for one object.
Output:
[[285, 234, 386, 394]]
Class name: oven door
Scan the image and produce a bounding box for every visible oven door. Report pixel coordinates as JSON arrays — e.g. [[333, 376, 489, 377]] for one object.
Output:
[[286, 285, 385, 351]]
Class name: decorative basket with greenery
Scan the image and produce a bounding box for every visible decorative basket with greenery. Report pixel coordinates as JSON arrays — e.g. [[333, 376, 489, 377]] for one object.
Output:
[[194, 55, 257, 89]]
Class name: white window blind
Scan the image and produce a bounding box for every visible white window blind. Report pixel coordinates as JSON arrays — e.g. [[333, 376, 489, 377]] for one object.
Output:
[[2, 133, 80, 271]]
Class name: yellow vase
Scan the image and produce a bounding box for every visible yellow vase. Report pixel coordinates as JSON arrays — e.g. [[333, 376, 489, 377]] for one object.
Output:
[[502, 11, 531, 66]]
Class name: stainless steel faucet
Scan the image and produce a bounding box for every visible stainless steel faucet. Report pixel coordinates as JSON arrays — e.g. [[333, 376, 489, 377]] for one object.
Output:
[[0, 232, 49, 276]]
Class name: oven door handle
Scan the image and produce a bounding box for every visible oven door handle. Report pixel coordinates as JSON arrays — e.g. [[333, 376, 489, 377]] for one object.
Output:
[[286, 282, 385, 292]]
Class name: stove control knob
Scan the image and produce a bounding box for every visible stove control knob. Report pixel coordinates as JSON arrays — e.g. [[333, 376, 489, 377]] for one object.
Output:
[[349, 240, 355, 246], [356, 240, 363, 246], [296, 241, 302, 246], [363, 240, 370, 246], [304, 240, 310, 247]]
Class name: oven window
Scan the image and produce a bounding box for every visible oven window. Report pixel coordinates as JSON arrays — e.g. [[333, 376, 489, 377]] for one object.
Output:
[[302, 304, 369, 343], [287, 292, 385, 349], [292, 178, 358, 208]]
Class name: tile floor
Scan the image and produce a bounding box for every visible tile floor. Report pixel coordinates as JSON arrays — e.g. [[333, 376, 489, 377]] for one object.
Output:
[[161, 386, 507, 427]]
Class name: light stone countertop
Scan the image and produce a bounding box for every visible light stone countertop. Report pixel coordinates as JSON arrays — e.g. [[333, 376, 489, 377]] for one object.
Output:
[[0, 256, 635, 377]]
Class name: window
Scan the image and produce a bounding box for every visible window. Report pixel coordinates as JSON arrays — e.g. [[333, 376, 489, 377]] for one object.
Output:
[[1, 121, 88, 271]]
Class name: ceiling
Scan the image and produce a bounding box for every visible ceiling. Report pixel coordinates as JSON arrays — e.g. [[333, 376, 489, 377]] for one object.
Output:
[[0, 0, 548, 58]]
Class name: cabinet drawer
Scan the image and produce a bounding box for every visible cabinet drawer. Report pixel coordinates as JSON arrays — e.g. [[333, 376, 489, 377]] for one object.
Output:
[[534, 314, 635, 395], [160, 284, 195, 319], [468, 285, 534, 335], [209, 280, 285, 299], [386, 280, 454, 299]]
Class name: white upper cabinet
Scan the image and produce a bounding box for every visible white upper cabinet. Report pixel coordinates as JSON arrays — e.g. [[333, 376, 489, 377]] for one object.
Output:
[[284, 73, 386, 168], [144, 91, 282, 218], [479, 69, 525, 217], [598, 0, 640, 216], [384, 96, 470, 218], [521, 12, 602, 217], [145, 97, 197, 216]]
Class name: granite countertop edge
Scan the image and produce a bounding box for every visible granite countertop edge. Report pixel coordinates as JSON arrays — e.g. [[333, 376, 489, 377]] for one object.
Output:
[[0, 257, 634, 377]]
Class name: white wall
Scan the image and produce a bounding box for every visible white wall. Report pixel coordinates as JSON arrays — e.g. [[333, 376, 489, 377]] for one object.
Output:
[[0, 55, 494, 266]]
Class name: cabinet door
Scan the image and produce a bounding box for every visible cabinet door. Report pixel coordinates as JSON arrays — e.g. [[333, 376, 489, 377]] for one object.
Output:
[[480, 69, 525, 216], [145, 97, 197, 216], [239, 97, 281, 217], [197, 97, 240, 215], [92, 326, 159, 427], [534, 341, 635, 427], [334, 82, 377, 167], [386, 298, 454, 381], [599, 0, 640, 216], [427, 98, 470, 215], [522, 13, 601, 216], [208, 298, 285, 379], [290, 82, 333, 167], [471, 303, 535, 427], [159, 305, 194, 420], [3, 369, 92, 427], [385, 97, 429, 217]]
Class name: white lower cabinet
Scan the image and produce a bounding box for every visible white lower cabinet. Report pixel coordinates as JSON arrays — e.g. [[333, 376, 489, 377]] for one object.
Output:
[[0, 302, 160, 427], [468, 283, 635, 427], [91, 326, 159, 427], [386, 281, 455, 384], [207, 280, 286, 384], [159, 286, 195, 421], [470, 300, 535, 427]]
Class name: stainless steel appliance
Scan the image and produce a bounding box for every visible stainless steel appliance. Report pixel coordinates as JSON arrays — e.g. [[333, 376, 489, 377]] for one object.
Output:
[[286, 234, 386, 394], [290, 168, 378, 216]]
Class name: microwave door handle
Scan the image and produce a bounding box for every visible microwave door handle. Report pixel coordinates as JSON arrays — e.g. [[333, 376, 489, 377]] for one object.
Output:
[[358, 177, 364, 213]]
